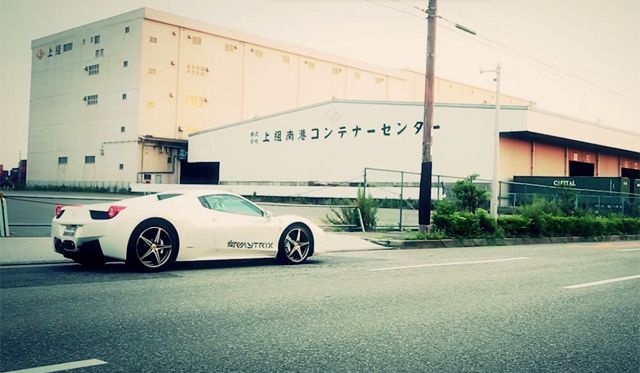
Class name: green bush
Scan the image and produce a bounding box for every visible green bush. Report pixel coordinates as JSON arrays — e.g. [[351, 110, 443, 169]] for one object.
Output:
[[498, 215, 532, 238], [432, 210, 503, 238], [322, 186, 378, 231]]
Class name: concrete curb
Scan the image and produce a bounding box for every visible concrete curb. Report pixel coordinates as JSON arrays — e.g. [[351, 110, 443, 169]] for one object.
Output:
[[365, 235, 640, 249], [0, 260, 73, 267]]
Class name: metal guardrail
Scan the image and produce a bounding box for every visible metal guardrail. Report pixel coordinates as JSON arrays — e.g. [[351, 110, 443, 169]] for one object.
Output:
[[3, 194, 367, 233]]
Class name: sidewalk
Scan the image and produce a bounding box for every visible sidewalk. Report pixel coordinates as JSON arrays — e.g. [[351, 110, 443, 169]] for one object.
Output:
[[0, 233, 387, 266]]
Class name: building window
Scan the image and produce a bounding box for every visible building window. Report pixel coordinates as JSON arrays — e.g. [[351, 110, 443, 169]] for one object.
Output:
[[150, 36, 157, 43], [186, 64, 205, 75], [86, 95, 98, 105], [185, 95, 204, 106], [167, 157, 173, 164], [143, 174, 151, 182], [148, 68, 156, 74], [122, 93, 127, 100], [192, 36, 201, 45], [94, 35, 100, 44], [63, 43, 73, 52], [95, 49, 104, 58], [225, 44, 234, 52], [147, 101, 155, 108], [83, 39, 86, 45], [90, 36, 93, 43], [307, 61, 315, 69], [121, 126, 125, 133], [282, 56, 290, 64], [123, 60, 128, 67], [155, 175, 162, 184], [125, 26, 130, 33], [119, 164, 124, 170], [254, 49, 263, 58], [85, 156, 96, 164], [87, 64, 99, 75], [58, 157, 68, 164]]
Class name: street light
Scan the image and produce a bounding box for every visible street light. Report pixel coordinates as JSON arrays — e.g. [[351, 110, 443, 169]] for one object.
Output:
[[480, 63, 502, 218]]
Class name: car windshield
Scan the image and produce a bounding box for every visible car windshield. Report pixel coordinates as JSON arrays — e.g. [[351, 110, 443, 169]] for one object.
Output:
[[199, 194, 264, 217]]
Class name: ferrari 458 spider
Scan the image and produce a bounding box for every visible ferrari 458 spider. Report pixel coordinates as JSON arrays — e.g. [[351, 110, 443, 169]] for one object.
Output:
[[51, 190, 326, 271]]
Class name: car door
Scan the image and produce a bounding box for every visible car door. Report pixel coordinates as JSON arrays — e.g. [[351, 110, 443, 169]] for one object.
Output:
[[199, 194, 280, 258]]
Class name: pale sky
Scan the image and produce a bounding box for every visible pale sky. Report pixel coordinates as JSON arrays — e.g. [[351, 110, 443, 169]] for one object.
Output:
[[1, 0, 639, 167]]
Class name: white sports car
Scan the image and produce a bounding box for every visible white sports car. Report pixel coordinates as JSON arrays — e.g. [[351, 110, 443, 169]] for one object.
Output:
[[51, 190, 326, 271]]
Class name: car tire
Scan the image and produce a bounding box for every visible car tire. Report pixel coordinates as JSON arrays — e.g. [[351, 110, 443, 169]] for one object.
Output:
[[277, 223, 313, 265], [71, 255, 107, 267], [126, 219, 179, 272]]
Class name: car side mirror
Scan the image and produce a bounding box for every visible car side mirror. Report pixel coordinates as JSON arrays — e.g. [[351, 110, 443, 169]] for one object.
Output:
[[265, 210, 274, 219]]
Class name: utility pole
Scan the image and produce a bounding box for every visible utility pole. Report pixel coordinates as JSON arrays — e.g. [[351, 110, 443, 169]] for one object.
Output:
[[481, 63, 502, 218], [419, 0, 437, 233]]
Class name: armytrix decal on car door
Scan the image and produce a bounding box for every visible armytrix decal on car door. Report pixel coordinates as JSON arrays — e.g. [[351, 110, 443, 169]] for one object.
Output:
[[227, 240, 274, 249]]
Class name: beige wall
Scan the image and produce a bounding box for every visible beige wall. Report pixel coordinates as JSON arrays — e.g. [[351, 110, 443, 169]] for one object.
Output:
[[598, 153, 620, 176], [500, 137, 532, 180], [533, 143, 566, 176], [138, 19, 536, 139]]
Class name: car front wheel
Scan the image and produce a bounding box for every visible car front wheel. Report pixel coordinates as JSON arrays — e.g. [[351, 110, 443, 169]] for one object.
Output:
[[277, 223, 313, 265]]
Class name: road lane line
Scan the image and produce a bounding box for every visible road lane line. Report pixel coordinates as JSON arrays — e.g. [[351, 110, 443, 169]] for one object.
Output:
[[369, 257, 530, 271], [616, 248, 640, 252], [564, 274, 640, 289], [3, 359, 107, 373]]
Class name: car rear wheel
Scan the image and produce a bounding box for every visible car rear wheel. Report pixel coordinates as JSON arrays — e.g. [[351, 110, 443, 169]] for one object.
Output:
[[126, 219, 179, 272], [277, 223, 313, 265]]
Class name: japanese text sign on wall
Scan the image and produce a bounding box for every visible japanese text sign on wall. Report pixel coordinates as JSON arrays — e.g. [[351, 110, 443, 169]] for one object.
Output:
[[249, 121, 424, 144]]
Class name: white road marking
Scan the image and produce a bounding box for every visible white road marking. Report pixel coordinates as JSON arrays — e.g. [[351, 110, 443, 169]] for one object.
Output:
[[616, 248, 640, 252], [369, 257, 530, 271], [3, 359, 107, 373], [564, 274, 640, 289]]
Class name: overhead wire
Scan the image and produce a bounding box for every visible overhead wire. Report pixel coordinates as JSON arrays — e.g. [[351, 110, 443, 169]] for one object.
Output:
[[362, 0, 639, 107]]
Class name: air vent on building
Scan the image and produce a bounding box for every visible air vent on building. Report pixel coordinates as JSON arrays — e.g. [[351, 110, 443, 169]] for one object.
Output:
[[192, 36, 201, 45], [149, 68, 156, 74], [354, 72, 360, 80], [308, 61, 315, 69], [332, 67, 340, 74], [254, 49, 263, 58], [225, 44, 234, 52], [282, 56, 290, 63], [150, 36, 157, 43], [375, 77, 382, 84], [147, 102, 155, 108]]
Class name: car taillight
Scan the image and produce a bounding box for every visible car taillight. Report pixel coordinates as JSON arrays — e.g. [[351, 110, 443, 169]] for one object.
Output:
[[107, 206, 127, 218], [55, 205, 65, 218]]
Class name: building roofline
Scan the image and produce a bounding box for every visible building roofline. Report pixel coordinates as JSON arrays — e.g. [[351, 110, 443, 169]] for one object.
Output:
[[31, 8, 145, 48], [528, 107, 640, 137], [188, 99, 530, 137]]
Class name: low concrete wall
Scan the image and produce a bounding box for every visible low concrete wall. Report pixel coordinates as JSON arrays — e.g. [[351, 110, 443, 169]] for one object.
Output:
[[367, 235, 640, 249]]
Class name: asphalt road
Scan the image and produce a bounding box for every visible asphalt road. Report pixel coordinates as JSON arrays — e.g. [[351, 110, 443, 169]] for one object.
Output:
[[1, 241, 639, 372], [3, 192, 417, 237]]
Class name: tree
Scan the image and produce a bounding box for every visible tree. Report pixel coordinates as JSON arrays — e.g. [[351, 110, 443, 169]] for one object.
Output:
[[450, 174, 490, 214]]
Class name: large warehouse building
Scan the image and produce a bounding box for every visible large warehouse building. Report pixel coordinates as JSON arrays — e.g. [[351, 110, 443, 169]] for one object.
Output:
[[180, 100, 640, 200], [26, 7, 533, 187]]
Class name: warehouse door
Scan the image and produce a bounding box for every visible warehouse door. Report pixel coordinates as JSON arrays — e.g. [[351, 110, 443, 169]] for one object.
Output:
[[569, 161, 594, 176], [180, 161, 220, 184]]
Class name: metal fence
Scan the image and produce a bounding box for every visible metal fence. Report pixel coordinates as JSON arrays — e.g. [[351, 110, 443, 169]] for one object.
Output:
[[4, 180, 131, 191], [498, 181, 640, 217]]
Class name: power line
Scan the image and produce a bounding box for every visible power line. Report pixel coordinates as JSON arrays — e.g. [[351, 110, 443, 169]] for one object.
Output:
[[362, 0, 639, 107], [437, 14, 639, 104]]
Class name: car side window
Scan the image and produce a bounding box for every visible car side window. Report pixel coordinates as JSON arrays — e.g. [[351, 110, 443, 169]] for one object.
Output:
[[199, 194, 264, 217]]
